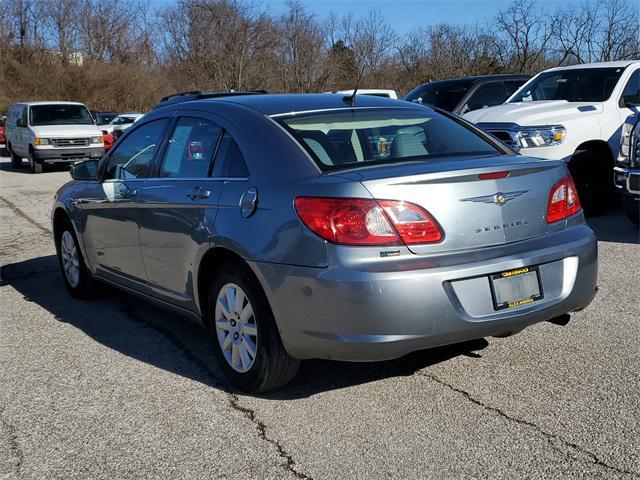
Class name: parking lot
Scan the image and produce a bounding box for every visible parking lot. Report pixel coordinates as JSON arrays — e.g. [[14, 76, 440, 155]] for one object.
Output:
[[0, 155, 638, 479]]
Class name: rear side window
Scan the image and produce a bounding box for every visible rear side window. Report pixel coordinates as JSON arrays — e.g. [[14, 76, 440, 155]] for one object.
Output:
[[160, 117, 222, 178], [212, 132, 249, 178], [105, 119, 169, 180], [278, 107, 500, 171]]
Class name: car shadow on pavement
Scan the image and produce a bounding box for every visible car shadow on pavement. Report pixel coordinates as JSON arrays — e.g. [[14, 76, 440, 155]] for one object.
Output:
[[1, 255, 489, 399], [586, 210, 639, 244], [0, 160, 70, 174]]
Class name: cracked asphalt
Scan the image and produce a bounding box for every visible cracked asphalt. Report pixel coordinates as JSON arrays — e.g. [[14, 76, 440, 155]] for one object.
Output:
[[1, 156, 639, 479]]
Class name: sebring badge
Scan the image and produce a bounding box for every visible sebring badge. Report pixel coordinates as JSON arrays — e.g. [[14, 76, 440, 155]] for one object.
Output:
[[460, 190, 529, 206]]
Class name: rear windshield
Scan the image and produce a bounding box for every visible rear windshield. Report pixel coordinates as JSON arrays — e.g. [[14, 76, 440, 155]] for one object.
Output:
[[30, 104, 94, 126], [278, 107, 500, 170], [403, 80, 474, 111], [509, 67, 625, 103]]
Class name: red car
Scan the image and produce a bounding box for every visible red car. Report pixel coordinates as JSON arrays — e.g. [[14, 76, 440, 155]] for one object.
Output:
[[0, 116, 6, 145], [101, 130, 115, 150]]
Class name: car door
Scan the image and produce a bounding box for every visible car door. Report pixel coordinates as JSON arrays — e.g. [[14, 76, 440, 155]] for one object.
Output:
[[136, 114, 225, 309], [79, 117, 171, 290], [16, 106, 29, 156]]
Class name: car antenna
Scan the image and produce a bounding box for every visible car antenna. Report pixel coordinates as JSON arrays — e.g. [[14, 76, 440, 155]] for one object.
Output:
[[348, 63, 367, 108]]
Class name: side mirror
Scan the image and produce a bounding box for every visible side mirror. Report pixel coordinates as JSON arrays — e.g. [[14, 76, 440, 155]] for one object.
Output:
[[16, 118, 25, 128], [70, 159, 99, 181]]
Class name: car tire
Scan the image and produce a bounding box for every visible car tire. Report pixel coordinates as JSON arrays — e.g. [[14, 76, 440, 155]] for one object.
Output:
[[28, 150, 43, 174], [568, 150, 616, 216], [206, 262, 300, 393], [55, 220, 99, 298], [622, 196, 639, 227], [9, 146, 22, 169]]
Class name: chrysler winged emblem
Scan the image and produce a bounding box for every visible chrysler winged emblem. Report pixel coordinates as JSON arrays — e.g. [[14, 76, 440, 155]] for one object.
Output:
[[460, 190, 529, 206]]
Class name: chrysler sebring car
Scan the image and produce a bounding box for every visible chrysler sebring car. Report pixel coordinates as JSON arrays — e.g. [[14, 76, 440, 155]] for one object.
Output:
[[52, 92, 598, 392]]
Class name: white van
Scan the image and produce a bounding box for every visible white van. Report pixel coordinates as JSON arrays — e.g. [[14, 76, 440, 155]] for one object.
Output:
[[5, 101, 104, 173]]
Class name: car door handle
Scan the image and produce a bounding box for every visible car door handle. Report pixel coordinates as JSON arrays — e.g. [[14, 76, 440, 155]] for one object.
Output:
[[186, 186, 211, 200]]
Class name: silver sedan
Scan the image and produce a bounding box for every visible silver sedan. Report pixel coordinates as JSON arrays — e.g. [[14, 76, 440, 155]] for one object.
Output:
[[52, 93, 597, 392]]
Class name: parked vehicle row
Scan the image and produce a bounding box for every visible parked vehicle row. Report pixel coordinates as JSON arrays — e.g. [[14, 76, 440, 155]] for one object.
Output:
[[3, 103, 146, 172], [464, 61, 640, 215], [53, 91, 598, 392]]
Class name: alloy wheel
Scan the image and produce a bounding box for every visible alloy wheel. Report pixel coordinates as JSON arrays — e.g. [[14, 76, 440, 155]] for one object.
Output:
[[214, 283, 258, 373], [60, 231, 80, 287]]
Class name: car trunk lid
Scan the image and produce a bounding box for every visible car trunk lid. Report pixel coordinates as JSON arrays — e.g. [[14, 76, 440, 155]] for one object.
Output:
[[342, 156, 567, 254]]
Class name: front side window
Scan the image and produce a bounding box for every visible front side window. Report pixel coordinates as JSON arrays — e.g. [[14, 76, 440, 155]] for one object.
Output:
[[620, 70, 639, 107], [465, 82, 508, 112], [510, 67, 625, 103], [160, 117, 222, 178], [29, 104, 95, 126], [278, 107, 500, 170], [105, 119, 169, 180]]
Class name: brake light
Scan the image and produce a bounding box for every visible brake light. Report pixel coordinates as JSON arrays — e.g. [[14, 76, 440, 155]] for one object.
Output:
[[294, 197, 443, 246], [478, 171, 509, 180], [546, 174, 581, 223]]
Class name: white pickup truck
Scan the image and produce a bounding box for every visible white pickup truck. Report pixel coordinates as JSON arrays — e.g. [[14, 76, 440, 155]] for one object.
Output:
[[464, 61, 640, 213]]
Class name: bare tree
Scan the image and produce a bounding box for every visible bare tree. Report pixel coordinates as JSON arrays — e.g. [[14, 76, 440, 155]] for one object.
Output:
[[491, 0, 554, 73], [275, 1, 328, 92]]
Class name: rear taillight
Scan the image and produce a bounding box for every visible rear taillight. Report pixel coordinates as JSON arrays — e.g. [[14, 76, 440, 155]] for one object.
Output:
[[294, 197, 443, 246], [546, 174, 581, 223]]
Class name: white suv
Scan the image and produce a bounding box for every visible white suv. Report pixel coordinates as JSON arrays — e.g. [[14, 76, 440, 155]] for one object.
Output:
[[464, 61, 640, 213], [5, 101, 105, 173]]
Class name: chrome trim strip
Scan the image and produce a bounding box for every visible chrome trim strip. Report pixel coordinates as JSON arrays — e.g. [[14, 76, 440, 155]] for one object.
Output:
[[460, 189, 530, 206], [269, 106, 403, 118], [104, 177, 249, 183]]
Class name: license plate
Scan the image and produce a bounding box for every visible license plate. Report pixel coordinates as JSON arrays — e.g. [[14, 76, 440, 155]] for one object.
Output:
[[489, 266, 543, 310]]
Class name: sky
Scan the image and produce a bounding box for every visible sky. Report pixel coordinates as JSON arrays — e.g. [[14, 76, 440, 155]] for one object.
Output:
[[150, 0, 586, 34]]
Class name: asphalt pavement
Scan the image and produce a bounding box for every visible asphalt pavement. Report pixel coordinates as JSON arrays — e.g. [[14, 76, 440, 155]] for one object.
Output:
[[1, 157, 639, 479]]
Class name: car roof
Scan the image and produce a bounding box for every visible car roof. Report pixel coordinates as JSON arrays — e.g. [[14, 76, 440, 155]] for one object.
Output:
[[328, 89, 397, 95], [543, 60, 639, 72], [195, 93, 419, 116], [17, 101, 87, 106], [420, 74, 531, 86]]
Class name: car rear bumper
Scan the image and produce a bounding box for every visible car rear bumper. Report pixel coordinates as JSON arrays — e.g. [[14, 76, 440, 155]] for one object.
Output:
[[251, 224, 598, 361], [33, 147, 104, 163]]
